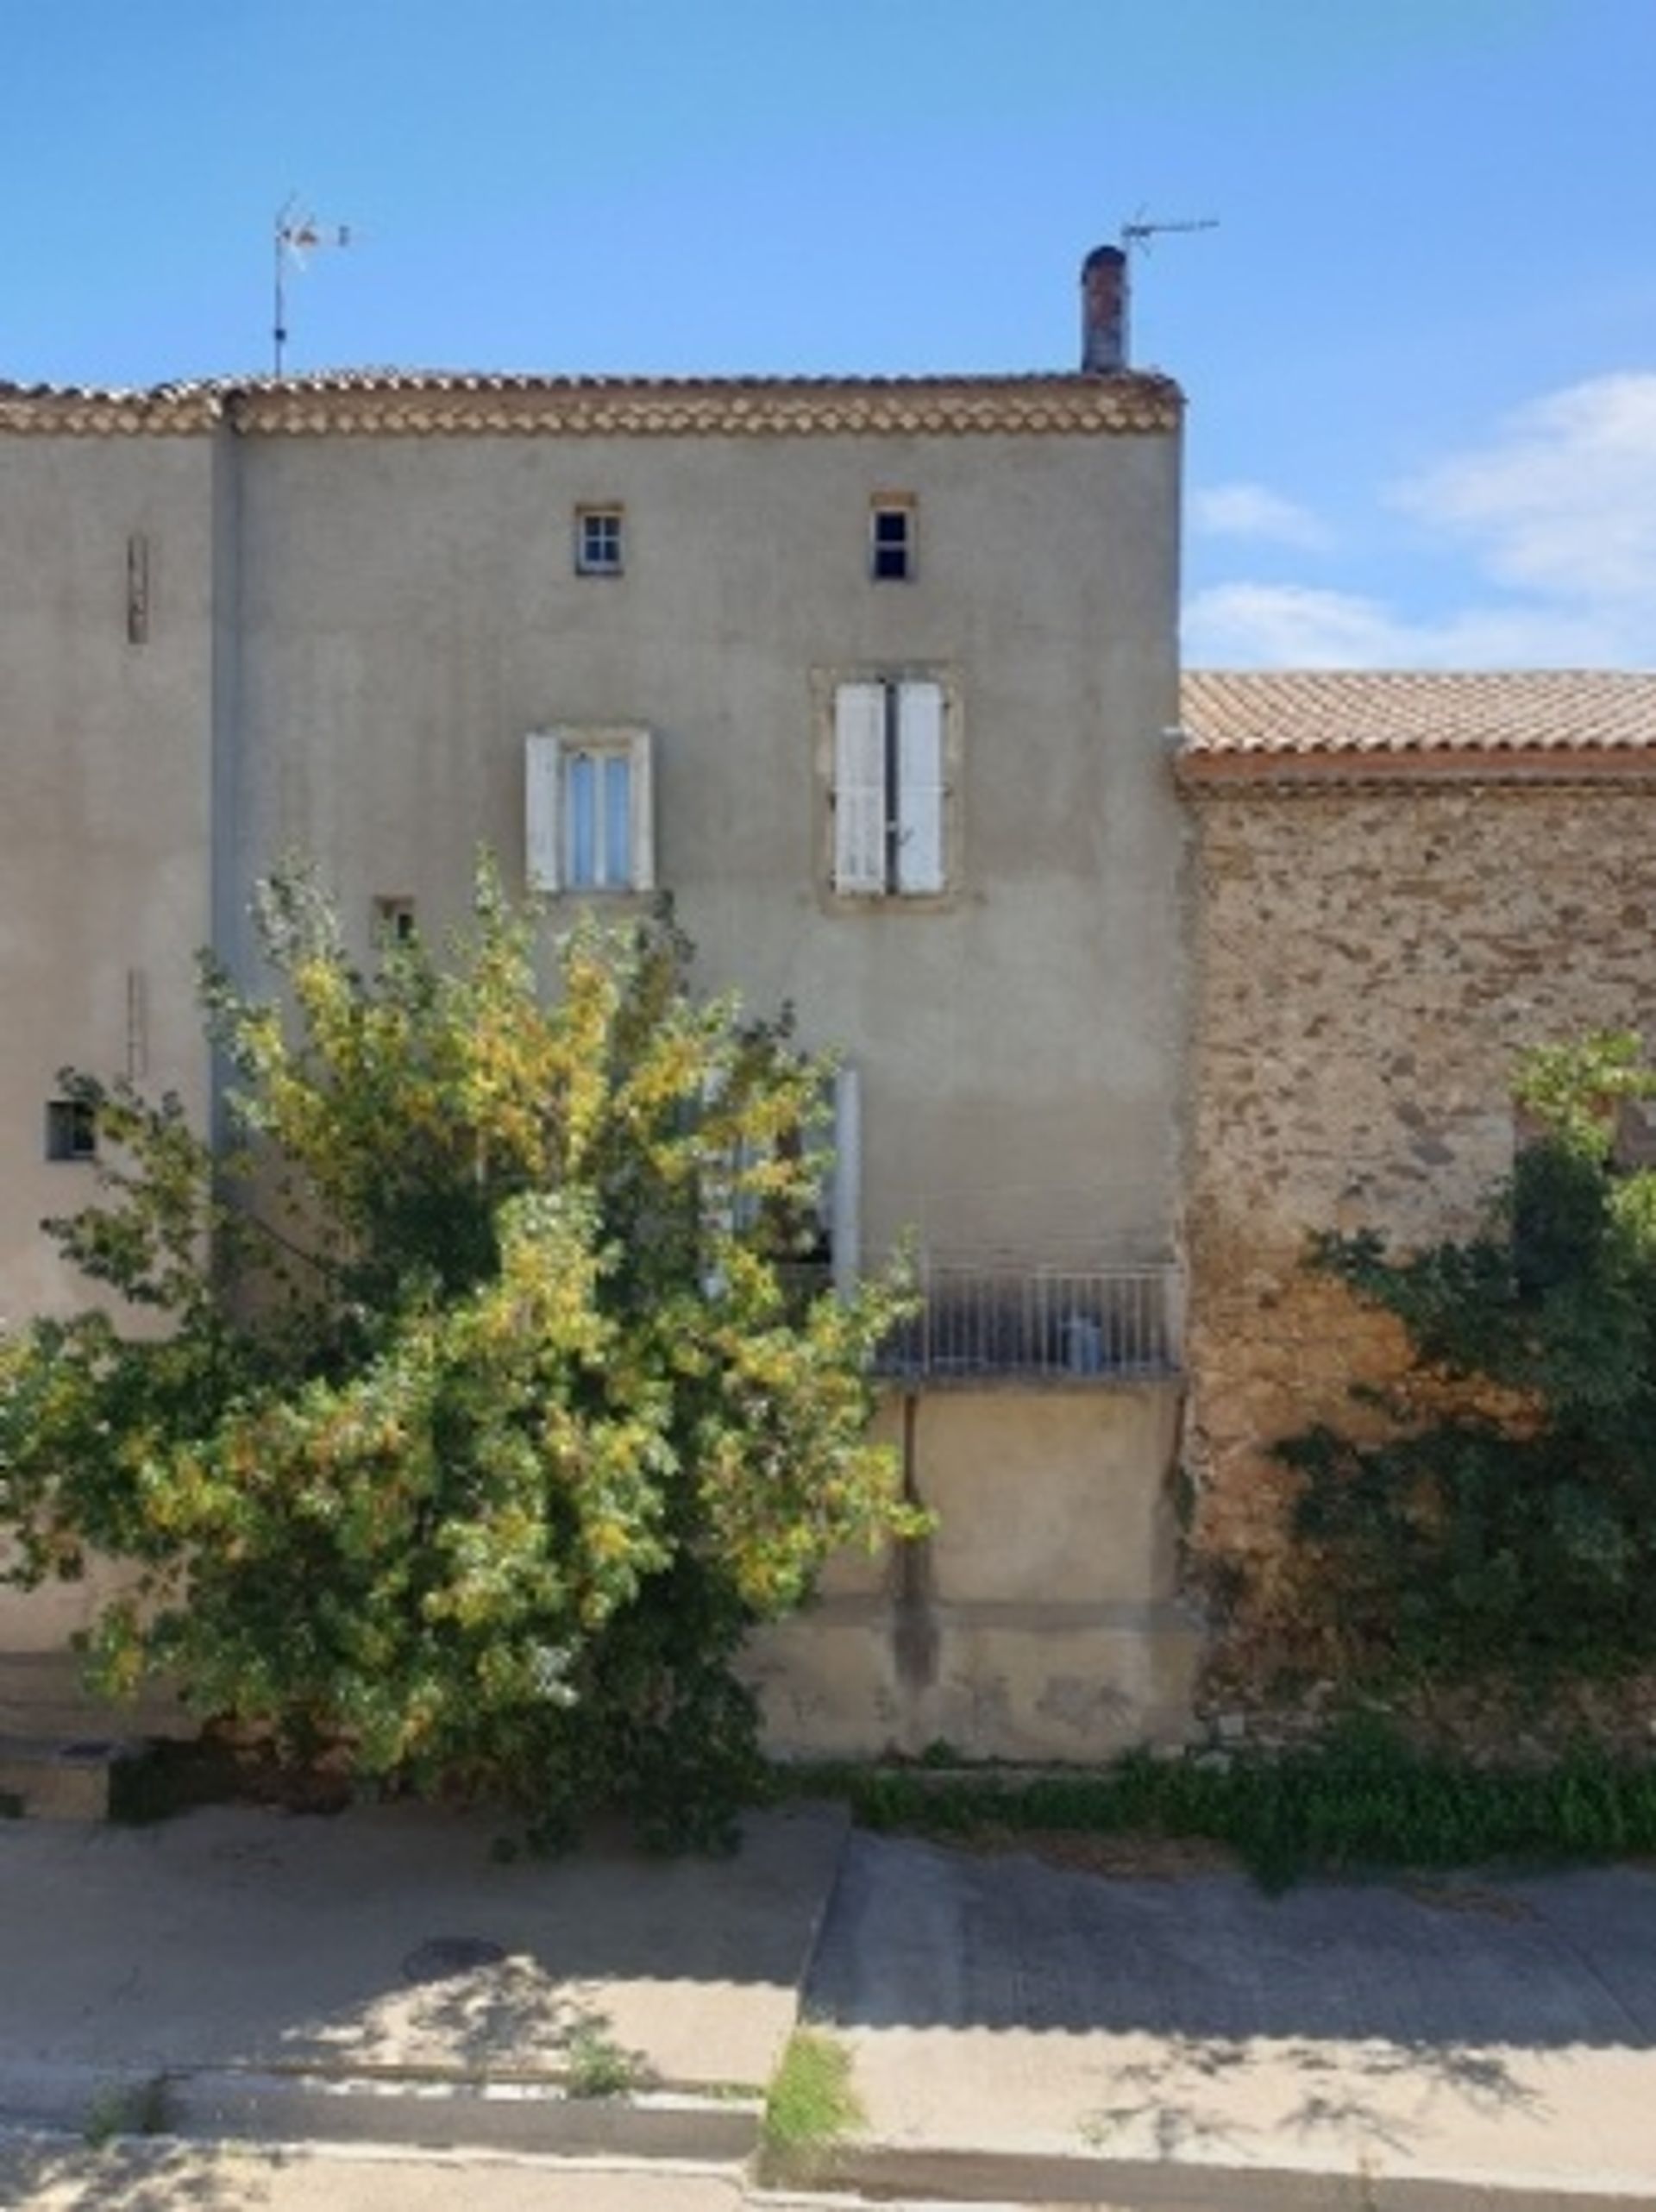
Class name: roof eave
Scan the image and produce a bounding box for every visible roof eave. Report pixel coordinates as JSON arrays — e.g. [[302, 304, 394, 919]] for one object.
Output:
[[1176, 745, 1656, 789]]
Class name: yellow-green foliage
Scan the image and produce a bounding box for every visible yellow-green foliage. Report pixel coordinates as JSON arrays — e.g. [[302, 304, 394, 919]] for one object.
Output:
[[0, 859, 920, 1848]]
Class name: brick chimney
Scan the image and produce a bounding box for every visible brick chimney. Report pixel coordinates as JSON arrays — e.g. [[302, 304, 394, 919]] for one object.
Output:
[[1081, 244, 1127, 374]]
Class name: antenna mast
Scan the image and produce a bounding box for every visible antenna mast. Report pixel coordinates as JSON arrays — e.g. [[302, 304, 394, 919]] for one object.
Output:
[[1115, 211, 1218, 363], [273, 198, 353, 375]]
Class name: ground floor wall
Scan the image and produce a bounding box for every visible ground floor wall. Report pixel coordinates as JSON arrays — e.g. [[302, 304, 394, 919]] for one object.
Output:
[[747, 1379, 1201, 1761], [1, 1379, 1199, 1767]]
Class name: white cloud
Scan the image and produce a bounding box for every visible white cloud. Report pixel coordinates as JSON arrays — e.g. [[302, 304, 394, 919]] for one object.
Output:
[[1189, 374, 1656, 669], [1183, 582, 1629, 670], [1189, 481, 1333, 551], [1398, 374, 1656, 607]]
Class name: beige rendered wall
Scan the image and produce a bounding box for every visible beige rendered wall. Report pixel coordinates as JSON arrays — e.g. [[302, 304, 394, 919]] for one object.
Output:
[[227, 424, 1185, 1265], [0, 433, 218, 1647], [747, 1380, 1201, 1760], [0, 412, 1193, 1745], [0, 436, 216, 1325], [1185, 782, 1656, 1645]]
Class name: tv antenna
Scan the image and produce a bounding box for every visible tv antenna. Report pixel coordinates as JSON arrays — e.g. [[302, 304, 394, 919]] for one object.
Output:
[[1107, 211, 1217, 364], [273, 197, 353, 375], [1120, 211, 1220, 255]]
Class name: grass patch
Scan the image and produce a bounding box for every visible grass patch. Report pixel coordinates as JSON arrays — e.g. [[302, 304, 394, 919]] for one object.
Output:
[[562, 2021, 642, 2099], [0, 1789, 22, 1820], [760, 2027, 864, 2177], [782, 1717, 1656, 1891], [82, 2077, 170, 2147]]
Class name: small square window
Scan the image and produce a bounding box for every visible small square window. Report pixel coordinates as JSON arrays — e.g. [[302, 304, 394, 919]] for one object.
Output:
[[373, 895, 417, 945], [869, 498, 915, 582], [576, 506, 624, 576], [45, 1097, 97, 1162]]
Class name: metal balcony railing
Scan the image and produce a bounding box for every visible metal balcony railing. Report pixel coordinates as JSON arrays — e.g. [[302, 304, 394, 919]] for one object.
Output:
[[876, 1260, 1182, 1383]]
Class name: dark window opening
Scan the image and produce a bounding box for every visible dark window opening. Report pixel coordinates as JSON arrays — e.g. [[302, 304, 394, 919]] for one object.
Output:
[[45, 1098, 96, 1162], [870, 501, 914, 581]]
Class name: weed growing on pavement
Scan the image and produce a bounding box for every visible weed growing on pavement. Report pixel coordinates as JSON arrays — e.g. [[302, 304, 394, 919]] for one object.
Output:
[[562, 2021, 642, 2099], [760, 2027, 864, 2177], [82, 2077, 170, 2148]]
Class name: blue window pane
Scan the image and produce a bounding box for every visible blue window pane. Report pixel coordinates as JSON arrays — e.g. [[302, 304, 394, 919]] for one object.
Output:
[[603, 755, 632, 887], [568, 753, 596, 886]]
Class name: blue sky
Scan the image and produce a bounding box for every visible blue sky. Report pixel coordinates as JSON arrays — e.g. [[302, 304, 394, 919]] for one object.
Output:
[[5, 0, 1653, 668]]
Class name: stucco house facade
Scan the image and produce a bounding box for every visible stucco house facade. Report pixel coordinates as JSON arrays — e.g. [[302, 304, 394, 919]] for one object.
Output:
[[0, 252, 1202, 1761]]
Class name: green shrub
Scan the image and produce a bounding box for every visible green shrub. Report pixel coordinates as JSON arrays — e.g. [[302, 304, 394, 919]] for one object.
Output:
[[0, 860, 920, 1851], [1283, 1033, 1656, 1684]]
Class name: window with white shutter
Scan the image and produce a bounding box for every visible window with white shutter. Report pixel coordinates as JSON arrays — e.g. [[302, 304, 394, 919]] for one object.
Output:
[[525, 727, 655, 895], [829, 676, 952, 899], [894, 681, 945, 894], [832, 682, 888, 895]]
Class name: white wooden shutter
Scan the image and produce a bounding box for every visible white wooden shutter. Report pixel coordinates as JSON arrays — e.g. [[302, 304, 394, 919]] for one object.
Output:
[[628, 729, 656, 892], [829, 1064, 862, 1298], [894, 680, 945, 894], [833, 682, 888, 894], [525, 732, 562, 892]]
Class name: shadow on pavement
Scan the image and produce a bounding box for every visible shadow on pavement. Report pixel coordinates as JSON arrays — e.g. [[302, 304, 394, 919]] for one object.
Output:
[[806, 1831, 1656, 2048]]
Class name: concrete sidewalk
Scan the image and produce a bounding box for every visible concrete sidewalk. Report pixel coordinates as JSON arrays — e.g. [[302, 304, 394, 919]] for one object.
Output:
[[0, 1798, 845, 2162], [806, 1832, 1656, 2208], [7, 1800, 1656, 2206]]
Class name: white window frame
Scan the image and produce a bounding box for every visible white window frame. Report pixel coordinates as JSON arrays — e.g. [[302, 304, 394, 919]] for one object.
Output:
[[700, 1063, 861, 1299], [574, 505, 624, 577], [526, 726, 656, 895], [820, 673, 956, 902]]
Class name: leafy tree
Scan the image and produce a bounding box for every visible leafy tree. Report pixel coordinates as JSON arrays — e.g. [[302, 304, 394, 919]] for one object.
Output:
[[1283, 1032, 1656, 1684], [0, 861, 918, 1846]]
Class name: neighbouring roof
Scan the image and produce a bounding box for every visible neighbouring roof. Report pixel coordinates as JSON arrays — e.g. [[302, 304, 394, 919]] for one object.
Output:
[[0, 369, 1182, 439], [1179, 669, 1656, 785]]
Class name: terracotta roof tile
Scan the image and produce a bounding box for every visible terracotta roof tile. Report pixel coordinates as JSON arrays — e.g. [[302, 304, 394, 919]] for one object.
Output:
[[1180, 670, 1656, 781], [0, 369, 1182, 439]]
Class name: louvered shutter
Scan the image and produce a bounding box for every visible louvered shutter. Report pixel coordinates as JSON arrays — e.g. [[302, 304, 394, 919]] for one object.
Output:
[[628, 729, 656, 892], [895, 680, 945, 894], [525, 733, 561, 892], [833, 682, 888, 894]]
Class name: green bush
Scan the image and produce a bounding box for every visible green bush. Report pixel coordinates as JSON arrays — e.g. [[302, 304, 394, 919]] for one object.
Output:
[[0, 859, 919, 1850], [1283, 1032, 1656, 1683]]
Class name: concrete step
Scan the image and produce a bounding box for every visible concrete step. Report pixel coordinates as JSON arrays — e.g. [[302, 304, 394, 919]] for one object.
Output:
[[166, 2070, 765, 2163], [0, 1735, 135, 1821]]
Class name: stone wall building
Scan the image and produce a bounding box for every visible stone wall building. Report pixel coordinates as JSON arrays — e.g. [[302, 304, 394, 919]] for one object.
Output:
[[1177, 669, 1656, 1657]]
